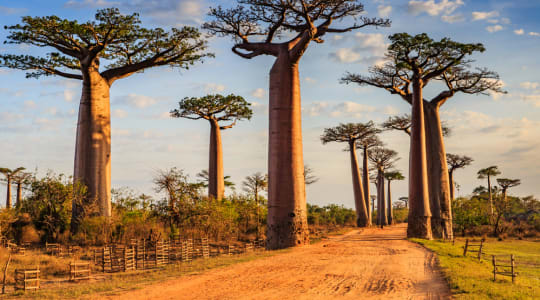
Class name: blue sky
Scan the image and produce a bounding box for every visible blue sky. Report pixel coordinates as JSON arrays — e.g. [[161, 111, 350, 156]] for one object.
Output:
[[1, 0, 539, 208]]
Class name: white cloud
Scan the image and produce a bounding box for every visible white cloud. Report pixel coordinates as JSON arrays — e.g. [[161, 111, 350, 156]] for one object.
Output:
[[514, 29, 524, 35], [203, 83, 226, 93], [118, 94, 157, 108], [329, 33, 388, 65], [441, 14, 465, 23], [520, 93, 540, 107], [113, 109, 128, 118], [304, 102, 329, 117], [65, 0, 120, 8], [520, 82, 539, 90], [472, 11, 500, 21], [529, 32, 540, 37], [64, 90, 75, 102], [251, 88, 265, 99], [501, 17, 511, 24], [329, 102, 376, 118], [380, 105, 399, 115], [486, 25, 503, 33], [378, 5, 392, 17], [0, 6, 27, 15], [23, 100, 36, 109], [305, 77, 317, 84], [408, 0, 464, 16], [112, 128, 131, 137], [0, 112, 24, 123]]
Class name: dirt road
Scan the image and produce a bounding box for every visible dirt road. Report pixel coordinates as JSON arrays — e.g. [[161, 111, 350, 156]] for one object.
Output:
[[107, 224, 450, 299]]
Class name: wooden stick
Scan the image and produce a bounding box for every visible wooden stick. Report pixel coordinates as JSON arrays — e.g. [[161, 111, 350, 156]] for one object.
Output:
[[2, 254, 12, 294]]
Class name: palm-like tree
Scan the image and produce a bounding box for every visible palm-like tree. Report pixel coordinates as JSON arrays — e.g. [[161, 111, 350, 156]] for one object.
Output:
[[0, 167, 25, 208], [477, 166, 501, 218], [384, 171, 405, 224], [368, 147, 399, 226], [12, 171, 32, 208], [243, 172, 268, 238]]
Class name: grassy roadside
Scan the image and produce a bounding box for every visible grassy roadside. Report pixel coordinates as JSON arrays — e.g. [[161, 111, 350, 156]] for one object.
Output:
[[411, 237, 540, 300]]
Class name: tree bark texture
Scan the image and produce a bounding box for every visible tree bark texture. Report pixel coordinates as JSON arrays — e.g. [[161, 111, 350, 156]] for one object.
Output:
[[266, 52, 309, 249], [407, 78, 432, 239], [424, 102, 453, 240], [449, 170, 455, 202], [15, 183, 22, 208], [73, 66, 111, 231], [209, 119, 225, 201], [5, 178, 11, 209], [362, 147, 372, 226], [377, 170, 387, 226], [488, 175, 494, 219], [349, 142, 368, 227], [387, 179, 393, 225]]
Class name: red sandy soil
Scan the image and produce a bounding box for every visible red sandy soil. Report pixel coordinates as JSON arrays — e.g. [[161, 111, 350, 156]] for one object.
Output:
[[105, 224, 451, 299]]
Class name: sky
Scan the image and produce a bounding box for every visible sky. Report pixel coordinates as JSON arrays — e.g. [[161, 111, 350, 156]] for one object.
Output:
[[1, 0, 539, 209]]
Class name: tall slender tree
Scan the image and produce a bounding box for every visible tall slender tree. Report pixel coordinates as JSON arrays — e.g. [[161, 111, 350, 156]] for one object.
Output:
[[446, 154, 473, 201], [342, 33, 504, 239], [497, 178, 521, 203], [0, 8, 210, 232], [321, 122, 380, 227], [477, 166, 501, 220], [368, 147, 399, 226], [243, 172, 268, 238], [357, 135, 382, 226], [493, 178, 520, 236], [171, 94, 252, 201], [384, 170, 405, 225], [0, 167, 25, 208], [12, 171, 32, 208], [204, 0, 389, 249]]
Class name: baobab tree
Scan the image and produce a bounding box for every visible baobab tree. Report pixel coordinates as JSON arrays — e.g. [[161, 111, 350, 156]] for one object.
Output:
[[342, 33, 504, 239], [204, 1, 390, 248], [171, 94, 252, 200], [477, 166, 501, 220], [357, 134, 382, 226], [368, 147, 399, 226], [382, 114, 451, 137], [12, 171, 32, 208], [446, 153, 473, 201], [384, 170, 405, 225], [493, 178, 520, 236], [0, 167, 25, 208], [243, 172, 268, 238], [321, 122, 380, 227], [0, 8, 210, 232]]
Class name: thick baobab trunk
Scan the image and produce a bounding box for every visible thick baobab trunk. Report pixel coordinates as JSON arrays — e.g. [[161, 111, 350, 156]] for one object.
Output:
[[424, 103, 452, 240], [349, 142, 368, 227], [362, 147, 372, 226], [266, 52, 309, 249], [16, 183, 22, 208], [209, 119, 224, 201], [5, 178, 11, 209], [407, 78, 432, 239], [387, 179, 393, 225], [449, 170, 455, 201], [377, 170, 387, 226], [72, 66, 111, 232]]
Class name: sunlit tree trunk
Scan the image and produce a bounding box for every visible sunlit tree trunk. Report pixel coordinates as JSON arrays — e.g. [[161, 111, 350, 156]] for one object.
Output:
[[5, 177, 11, 208], [73, 64, 111, 232], [407, 78, 432, 239], [487, 175, 494, 219], [349, 141, 368, 227], [448, 170, 455, 201], [266, 51, 308, 249], [16, 182, 22, 208], [209, 119, 224, 201], [424, 102, 452, 239], [387, 178, 393, 225], [362, 146, 372, 226]]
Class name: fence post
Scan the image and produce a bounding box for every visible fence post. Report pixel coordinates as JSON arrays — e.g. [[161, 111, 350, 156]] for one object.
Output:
[[511, 254, 515, 283], [478, 240, 483, 261], [492, 255, 496, 281], [463, 239, 469, 257]]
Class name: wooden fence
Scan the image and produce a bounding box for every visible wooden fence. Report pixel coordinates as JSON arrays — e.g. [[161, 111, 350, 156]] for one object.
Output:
[[492, 254, 517, 283], [14, 267, 39, 291], [463, 238, 484, 261], [69, 262, 91, 281]]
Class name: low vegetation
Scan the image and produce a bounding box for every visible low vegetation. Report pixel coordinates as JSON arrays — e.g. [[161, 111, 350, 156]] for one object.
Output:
[[413, 237, 540, 300]]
